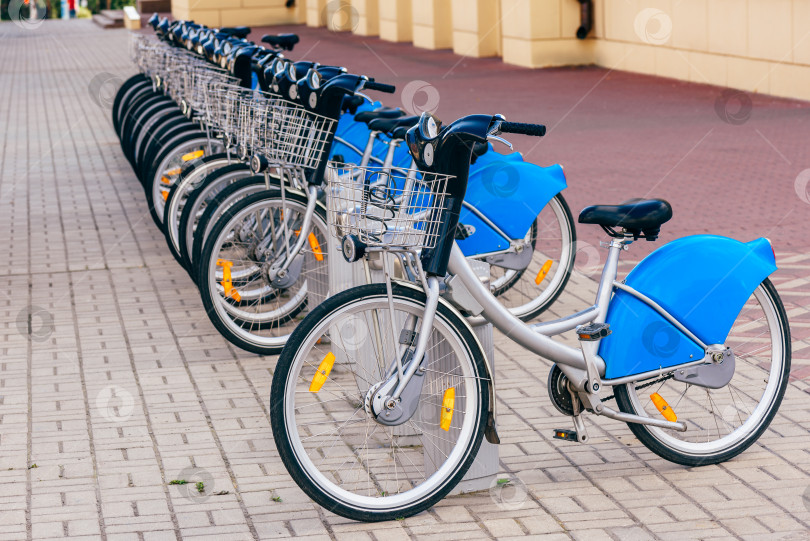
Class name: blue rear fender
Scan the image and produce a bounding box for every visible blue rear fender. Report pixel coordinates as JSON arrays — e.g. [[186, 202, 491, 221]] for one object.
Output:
[[457, 162, 567, 256], [599, 235, 777, 379]]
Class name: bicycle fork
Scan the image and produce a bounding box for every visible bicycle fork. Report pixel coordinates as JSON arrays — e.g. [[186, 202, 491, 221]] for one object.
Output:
[[363, 255, 441, 425], [264, 183, 319, 288]]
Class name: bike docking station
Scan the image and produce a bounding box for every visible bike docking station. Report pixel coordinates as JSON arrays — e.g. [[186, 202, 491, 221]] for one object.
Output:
[[327, 187, 499, 494]]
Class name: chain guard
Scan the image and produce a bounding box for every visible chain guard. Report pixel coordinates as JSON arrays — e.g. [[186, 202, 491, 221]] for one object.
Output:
[[547, 363, 576, 416]]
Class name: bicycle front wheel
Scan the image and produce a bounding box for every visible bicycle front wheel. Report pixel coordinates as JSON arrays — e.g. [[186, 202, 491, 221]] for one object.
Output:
[[614, 278, 791, 466], [271, 283, 490, 522], [198, 190, 330, 355]]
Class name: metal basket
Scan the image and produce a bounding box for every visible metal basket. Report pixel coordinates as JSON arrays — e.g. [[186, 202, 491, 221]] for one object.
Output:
[[325, 164, 452, 251], [252, 101, 337, 171], [182, 65, 239, 118], [234, 92, 272, 158], [203, 83, 249, 143]]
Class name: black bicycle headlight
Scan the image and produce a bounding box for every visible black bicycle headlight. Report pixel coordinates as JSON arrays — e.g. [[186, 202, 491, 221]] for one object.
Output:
[[341, 235, 366, 263], [406, 112, 441, 168], [250, 154, 269, 174], [306, 69, 321, 90], [305, 69, 321, 108], [271, 57, 285, 76], [421, 113, 439, 139]]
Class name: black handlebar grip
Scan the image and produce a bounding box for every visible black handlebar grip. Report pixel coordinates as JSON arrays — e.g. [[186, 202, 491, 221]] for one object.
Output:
[[499, 121, 546, 137], [364, 81, 396, 94]]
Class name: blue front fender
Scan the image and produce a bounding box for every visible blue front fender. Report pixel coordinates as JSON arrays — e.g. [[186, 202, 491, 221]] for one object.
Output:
[[458, 162, 567, 255], [599, 235, 777, 379]]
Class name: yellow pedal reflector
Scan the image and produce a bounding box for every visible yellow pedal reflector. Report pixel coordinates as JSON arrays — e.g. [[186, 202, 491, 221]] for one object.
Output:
[[308, 233, 324, 261], [440, 388, 456, 431], [309, 352, 335, 392], [161, 190, 169, 201], [650, 392, 677, 422], [535, 259, 553, 285], [181, 150, 205, 162], [216, 259, 241, 302]]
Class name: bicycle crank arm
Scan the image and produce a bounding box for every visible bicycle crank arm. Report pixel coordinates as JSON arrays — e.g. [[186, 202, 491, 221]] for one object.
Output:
[[597, 404, 687, 432]]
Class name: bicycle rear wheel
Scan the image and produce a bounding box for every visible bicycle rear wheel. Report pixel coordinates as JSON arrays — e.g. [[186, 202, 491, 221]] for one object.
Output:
[[614, 278, 790, 466], [486, 193, 575, 321], [271, 283, 490, 521]]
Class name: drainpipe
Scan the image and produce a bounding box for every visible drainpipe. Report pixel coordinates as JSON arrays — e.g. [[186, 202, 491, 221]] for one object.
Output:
[[576, 0, 593, 40]]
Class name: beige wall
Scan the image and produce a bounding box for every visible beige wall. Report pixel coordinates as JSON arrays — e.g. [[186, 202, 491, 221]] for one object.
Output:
[[170, 0, 810, 102], [172, 0, 304, 29], [588, 0, 810, 100], [412, 0, 453, 50]]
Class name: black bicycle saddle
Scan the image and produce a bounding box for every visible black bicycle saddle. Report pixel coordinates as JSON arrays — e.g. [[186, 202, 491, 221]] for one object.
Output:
[[355, 107, 404, 124], [367, 115, 419, 135], [578, 198, 672, 240], [220, 26, 251, 39], [262, 33, 299, 50]]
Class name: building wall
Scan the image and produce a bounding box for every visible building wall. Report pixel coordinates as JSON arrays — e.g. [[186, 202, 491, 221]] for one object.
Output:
[[590, 0, 810, 101], [172, 0, 304, 29], [170, 0, 810, 101]]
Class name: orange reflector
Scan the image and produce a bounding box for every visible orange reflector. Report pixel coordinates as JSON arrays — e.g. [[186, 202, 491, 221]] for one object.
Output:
[[181, 150, 205, 162], [309, 352, 335, 392], [216, 259, 241, 302], [308, 233, 323, 261], [165, 167, 182, 176], [161, 190, 169, 201], [440, 388, 455, 431], [535, 259, 553, 285], [160, 176, 172, 185], [650, 393, 677, 422]]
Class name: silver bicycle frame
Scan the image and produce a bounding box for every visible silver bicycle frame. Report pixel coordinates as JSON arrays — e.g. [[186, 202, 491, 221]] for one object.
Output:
[[447, 238, 709, 388], [432, 237, 694, 433]]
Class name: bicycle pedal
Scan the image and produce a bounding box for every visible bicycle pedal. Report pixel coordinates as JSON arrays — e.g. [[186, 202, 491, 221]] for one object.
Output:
[[553, 429, 579, 442], [575, 322, 611, 341]]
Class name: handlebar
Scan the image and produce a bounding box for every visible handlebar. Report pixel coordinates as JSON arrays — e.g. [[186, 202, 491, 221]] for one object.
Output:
[[364, 80, 396, 94], [498, 121, 546, 137]]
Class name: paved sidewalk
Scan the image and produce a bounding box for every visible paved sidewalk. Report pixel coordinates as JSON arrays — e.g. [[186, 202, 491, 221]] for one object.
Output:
[[1, 19, 810, 541]]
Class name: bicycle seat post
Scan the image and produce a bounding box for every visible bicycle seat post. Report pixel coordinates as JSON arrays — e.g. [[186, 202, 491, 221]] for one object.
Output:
[[381, 133, 403, 171], [594, 237, 630, 323], [358, 128, 379, 167]]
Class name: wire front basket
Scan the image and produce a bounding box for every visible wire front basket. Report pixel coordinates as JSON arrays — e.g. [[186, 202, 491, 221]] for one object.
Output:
[[326, 164, 452, 251], [256, 102, 338, 171], [183, 65, 239, 117], [204, 83, 248, 142]]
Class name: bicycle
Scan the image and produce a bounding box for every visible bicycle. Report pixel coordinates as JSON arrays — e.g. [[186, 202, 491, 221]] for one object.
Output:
[[269, 112, 791, 521]]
